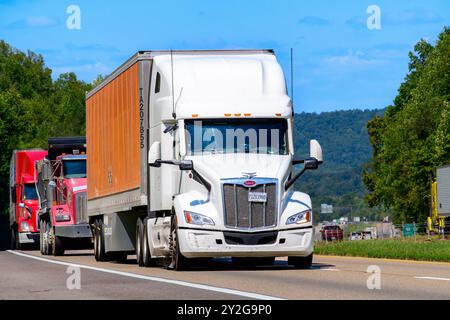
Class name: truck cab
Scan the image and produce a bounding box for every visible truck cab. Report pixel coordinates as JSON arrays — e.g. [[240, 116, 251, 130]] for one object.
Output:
[[147, 53, 323, 270], [10, 150, 48, 249], [52, 154, 87, 226], [36, 137, 91, 256]]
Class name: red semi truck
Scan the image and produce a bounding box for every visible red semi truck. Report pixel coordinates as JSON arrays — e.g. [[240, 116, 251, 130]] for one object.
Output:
[[36, 137, 92, 256], [9, 149, 48, 249]]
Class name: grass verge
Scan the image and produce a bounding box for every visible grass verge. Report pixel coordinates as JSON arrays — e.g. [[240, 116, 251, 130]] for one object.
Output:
[[315, 237, 450, 262]]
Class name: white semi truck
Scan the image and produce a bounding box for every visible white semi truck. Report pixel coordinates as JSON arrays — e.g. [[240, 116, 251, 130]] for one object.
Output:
[[86, 50, 323, 270]]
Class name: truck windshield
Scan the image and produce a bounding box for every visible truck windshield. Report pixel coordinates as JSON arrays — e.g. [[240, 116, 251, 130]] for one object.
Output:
[[185, 119, 288, 155], [63, 160, 87, 179], [23, 184, 38, 200]]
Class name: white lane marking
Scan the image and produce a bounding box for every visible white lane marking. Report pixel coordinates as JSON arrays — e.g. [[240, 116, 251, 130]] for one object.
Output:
[[310, 266, 339, 271], [7, 250, 284, 300], [319, 268, 340, 271], [415, 276, 450, 282]]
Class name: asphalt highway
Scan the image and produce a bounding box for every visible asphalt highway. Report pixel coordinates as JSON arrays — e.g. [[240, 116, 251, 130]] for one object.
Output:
[[1, 250, 449, 300]]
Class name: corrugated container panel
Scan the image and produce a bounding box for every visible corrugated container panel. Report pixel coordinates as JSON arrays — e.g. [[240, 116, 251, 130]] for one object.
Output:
[[437, 166, 450, 216], [86, 63, 140, 200]]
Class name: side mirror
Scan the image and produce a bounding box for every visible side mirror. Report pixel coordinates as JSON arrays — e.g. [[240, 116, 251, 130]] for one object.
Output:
[[285, 139, 323, 191], [148, 141, 161, 167], [310, 140, 323, 164], [179, 160, 193, 171], [19, 203, 25, 208], [304, 158, 319, 170]]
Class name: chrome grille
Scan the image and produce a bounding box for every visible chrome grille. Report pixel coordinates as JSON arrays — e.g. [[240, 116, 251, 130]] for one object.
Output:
[[223, 181, 277, 229], [75, 192, 88, 224]]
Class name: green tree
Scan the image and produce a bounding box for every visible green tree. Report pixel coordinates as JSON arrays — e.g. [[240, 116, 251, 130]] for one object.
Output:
[[52, 72, 92, 136], [0, 41, 54, 215], [0, 41, 92, 216], [364, 27, 450, 223], [294, 108, 387, 221]]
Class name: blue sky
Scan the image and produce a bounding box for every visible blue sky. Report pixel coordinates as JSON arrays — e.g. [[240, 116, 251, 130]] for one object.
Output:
[[0, 0, 449, 113]]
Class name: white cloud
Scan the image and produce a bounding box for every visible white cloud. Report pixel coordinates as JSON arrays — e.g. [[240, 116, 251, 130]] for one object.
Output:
[[27, 16, 57, 27], [52, 62, 111, 79], [325, 50, 385, 67], [8, 16, 59, 29]]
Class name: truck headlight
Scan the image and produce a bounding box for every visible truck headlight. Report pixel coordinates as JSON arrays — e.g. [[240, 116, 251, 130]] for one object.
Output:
[[286, 210, 311, 225], [21, 221, 30, 232], [55, 214, 71, 222], [184, 211, 215, 226]]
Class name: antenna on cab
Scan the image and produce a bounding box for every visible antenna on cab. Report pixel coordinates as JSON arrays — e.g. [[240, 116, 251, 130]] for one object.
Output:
[[290, 47, 294, 115], [171, 49, 176, 119]]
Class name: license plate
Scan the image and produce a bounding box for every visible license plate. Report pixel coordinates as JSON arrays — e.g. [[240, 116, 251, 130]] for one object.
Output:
[[248, 192, 267, 203]]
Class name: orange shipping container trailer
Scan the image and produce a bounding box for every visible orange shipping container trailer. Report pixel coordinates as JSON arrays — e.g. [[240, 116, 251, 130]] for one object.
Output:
[[86, 54, 151, 213]]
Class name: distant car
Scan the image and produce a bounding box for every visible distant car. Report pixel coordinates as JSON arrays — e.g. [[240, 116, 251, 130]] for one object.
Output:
[[363, 231, 374, 240], [349, 232, 363, 241], [350, 231, 374, 241], [321, 225, 344, 241]]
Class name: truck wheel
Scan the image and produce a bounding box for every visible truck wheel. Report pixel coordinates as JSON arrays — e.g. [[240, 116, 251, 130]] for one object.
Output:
[[94, 220, 106, 262], [52, 236, 65, 256], [142, 219, 155, 267], [14, 230, 21, 250], [10, 228, 18, 250], [43, 221, 52, 255], [136, 218, 144, 267], [288, 254, 313, 270], [168, 218, 190, 271], [93, 221, 99, 260], [39, 219, 44, 254]]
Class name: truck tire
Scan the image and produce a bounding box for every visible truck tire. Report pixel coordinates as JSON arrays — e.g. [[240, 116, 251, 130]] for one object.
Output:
[[43, 221, 52, 255], [288, 254, 313, 270], [15, 230, 21, 250], [94, 220, 106, 262], [142, 219, 155, 267], [136, 218, 144, 267], [93, 221, 99, 260], [10, 228, 18, 250], [39, 219, 44, 254], [52, 236, 65, 256], [168, 217, 190, 271]]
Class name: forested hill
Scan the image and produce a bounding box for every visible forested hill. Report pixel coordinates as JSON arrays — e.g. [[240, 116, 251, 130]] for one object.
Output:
[[293, 109, 385, 218]]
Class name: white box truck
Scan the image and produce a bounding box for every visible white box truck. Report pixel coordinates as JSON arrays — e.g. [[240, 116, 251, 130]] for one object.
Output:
[[86, 50, 323, 270]]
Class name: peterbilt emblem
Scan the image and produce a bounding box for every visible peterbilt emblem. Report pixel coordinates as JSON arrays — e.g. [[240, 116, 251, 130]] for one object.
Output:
[[242, 172, 257, 179], [244, 180, 257, 187]]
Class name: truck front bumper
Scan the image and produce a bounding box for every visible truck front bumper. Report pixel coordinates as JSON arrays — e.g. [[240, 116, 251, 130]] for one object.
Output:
[[18, 232, 39, 244], [178, 227, 314, 258], [55, 223, 92, 239]]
